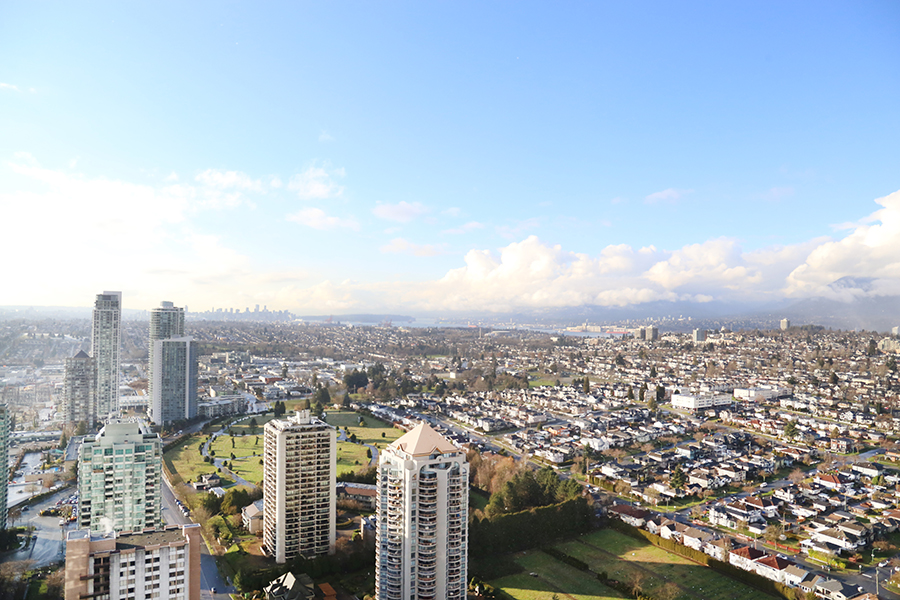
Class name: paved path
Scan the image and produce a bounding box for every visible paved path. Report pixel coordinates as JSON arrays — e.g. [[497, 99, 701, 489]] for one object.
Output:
[[337, 428, 379, 465], [200, 420, 259, 488]]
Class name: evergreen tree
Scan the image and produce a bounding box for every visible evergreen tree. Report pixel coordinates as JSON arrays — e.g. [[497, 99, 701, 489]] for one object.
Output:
[[670, 464, 686, 490]]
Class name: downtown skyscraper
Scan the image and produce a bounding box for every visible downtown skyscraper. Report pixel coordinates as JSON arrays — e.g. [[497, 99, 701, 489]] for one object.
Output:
[[149, 302, 197, 425], [375, 423, 468, 600], [91, 291, 121, 420]]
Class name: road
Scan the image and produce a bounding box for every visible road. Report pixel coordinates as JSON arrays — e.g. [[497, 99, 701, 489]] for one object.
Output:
[[4, 488, 72, 568], [162, 479, 233, 600]]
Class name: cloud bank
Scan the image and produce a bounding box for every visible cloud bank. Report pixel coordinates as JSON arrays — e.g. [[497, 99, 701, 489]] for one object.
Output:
[[3, 154, 898, 315]]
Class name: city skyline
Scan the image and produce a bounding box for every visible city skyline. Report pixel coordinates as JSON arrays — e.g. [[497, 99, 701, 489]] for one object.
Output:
[[1, 2, 898, 315]]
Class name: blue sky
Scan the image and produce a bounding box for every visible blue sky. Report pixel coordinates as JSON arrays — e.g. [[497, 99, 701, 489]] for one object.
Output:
[[2, 1, 899, 314]]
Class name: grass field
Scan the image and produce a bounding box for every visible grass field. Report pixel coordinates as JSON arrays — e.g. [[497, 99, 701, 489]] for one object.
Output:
[[210, 432, 265, 485], [164, 436, 211, 484], [324, 410, 403, 446], [492, 550, 627, 600], [554, 530, 776, 600], [226, 413, 278, 435], [337, 441, 371, 475]]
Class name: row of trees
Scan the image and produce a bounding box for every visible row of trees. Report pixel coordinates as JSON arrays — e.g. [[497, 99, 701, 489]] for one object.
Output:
[[484, 468, 583, 518]]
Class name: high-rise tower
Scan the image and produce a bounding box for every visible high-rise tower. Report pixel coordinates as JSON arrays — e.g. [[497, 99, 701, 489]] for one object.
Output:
[[149, 302, 197, 425], [0, 404, 8, 530], [65, 350, 97, 430], [77, 421, 162, 533], [263, 410, 336, 563], [91, 291, 121, 419], [375, 423, 468, 600]]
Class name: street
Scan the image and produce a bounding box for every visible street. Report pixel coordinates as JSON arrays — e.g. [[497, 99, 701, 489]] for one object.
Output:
[[162, 478, 233, 599], [5, 488, 72, 569]]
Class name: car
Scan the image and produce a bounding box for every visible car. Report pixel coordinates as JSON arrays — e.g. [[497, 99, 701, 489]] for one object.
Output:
[[211, 587, 217, 594], [758, 482, 767, 488], [879, 560, 889, 567]]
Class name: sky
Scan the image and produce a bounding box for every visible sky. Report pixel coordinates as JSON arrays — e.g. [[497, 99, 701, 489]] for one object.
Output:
[[1, 1, 899, 315]]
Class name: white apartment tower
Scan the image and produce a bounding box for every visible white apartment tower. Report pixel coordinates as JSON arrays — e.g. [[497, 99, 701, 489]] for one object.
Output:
[[692, 328, 707, 343], [263, 410, 336, 563], [375, 423, 468, 600], [77, 421, 162, 533], [780, 318, 791, 330], [65, 524, 202, 600], [149, 302, 197, 425], [65, 350, 97, 430], [92, 291, 121, 419]]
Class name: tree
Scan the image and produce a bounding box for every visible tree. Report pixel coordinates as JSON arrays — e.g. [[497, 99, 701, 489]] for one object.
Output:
[[248, 417, 258, 435], [764, 523, 784, 543], [627, 387, 634, 401], [783, 420, 798, 441], [788, 468, 805, 484], [670, 464, 686, 490], [583, 376, 590, 394], [627, 571, 646, 598], [58, 431, 68, 450], [656, 582, 680, 600], [74, 421, 87, 436]]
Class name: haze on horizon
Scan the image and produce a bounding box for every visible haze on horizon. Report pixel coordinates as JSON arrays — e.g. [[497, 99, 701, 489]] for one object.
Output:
[[1, 2, 899, 315]]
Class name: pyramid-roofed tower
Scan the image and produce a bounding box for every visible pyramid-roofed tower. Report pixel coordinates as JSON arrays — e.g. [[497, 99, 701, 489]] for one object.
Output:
[[376, 421, 468, 600]]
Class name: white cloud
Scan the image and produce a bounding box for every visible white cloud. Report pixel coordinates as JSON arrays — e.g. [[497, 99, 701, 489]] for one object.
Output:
[[441, 207, 461, 217], [0, 83, 21, 92], [784, 189, 900, 299], [0, 156, 253, 308], [286, 207, 359, 231], [195, 169, 264, 192], [413, 236, 682, 311], [270, 177, 283, 189], [319, 131, 335, 142], [288, 166, 345, 199], [372, 201, 429, 223], [442, 221, 484, 235], [380, 238, 442, 257], [164, 172, 179, 182], [645, 238, 757, 291], [645, 188, 693, 204]]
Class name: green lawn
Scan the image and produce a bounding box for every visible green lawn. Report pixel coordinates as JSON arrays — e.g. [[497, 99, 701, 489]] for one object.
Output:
[[164, 435, 210, 485], [211, 433, 265, 485], [324, 410, 403, 446], [492, 550, 627, 600], [337, 441, 371, 475], [226, 413, 278, 435], [556, 530, 777, 600]]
